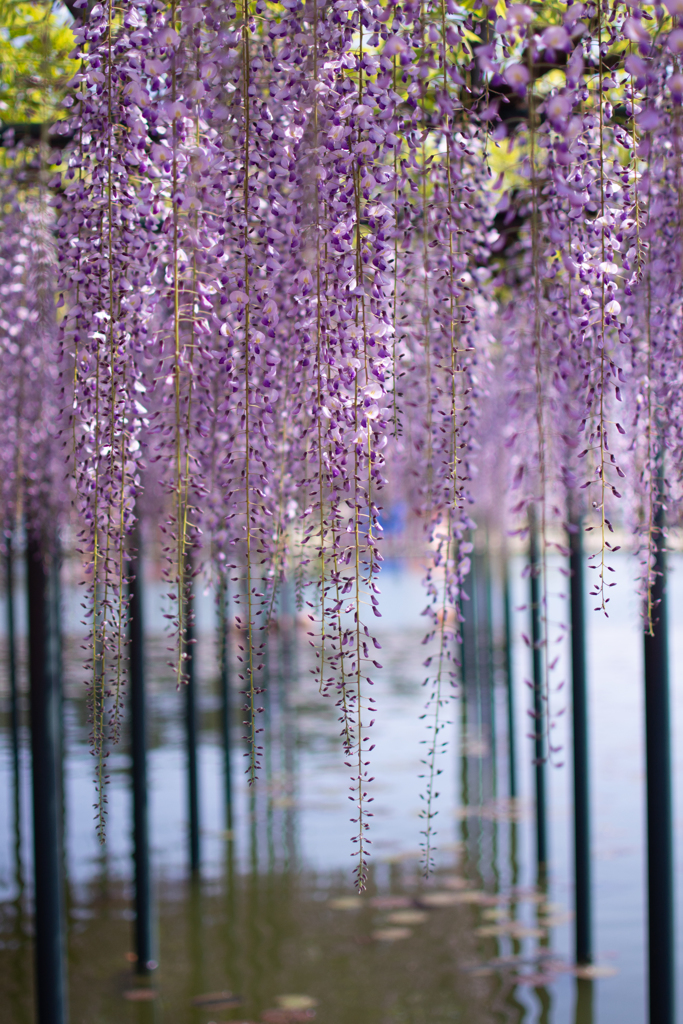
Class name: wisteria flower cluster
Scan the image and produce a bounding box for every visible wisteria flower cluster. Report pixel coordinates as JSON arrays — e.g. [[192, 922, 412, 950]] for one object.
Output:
[[2, 0, 682, 881]]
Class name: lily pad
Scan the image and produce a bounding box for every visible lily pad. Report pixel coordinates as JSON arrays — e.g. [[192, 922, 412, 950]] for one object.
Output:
[[275, 995, 318, 1011], [419, 890, 484, 907], [573, 964, 619, 979], [385, 910, 428, 926], [329, 896, 363, 910], [443, 876, 469, 890], [262, 1010, 316, 1024], [370, 896, 413, 909], [371, 926, 412, 941], [192, 991, 242, 1009], [123, 989, 158, 1002]]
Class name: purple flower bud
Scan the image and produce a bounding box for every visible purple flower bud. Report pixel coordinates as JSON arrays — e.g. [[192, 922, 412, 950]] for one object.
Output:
[[507, 4, 534, 24], [503, 62, 529, 95], [624, 17, 650, 45], [668, 72, 683, 102], [542, 25, 571, 50], [667, 27, 683, 51]]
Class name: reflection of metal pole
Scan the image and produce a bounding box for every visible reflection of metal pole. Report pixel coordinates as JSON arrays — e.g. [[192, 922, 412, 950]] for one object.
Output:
[[643, 496, 674, 1024], [569, 511, 592, 966], [483, 549, 496, 799], [529, 512, 547, 876], [502, 556, 517, 800], [218, 576, 233, 833], [6, 539, 19, 785], [574, 978, 594, 1024], [27, 535, 68, 1024], [128, 537, 155, 973], [185, 565, 200, 874]]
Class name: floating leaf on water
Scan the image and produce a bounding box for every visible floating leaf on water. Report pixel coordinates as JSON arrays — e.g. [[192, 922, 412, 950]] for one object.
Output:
[[329, 896, 363, 910], [481, 908, 507, 921], [469, 967, 494, 978], [123, 989, 158, 1001], [510, 891, 545, 904], [419, 890, 484, 908], [371, 927, 412, 942], [478, 921, 545, 938], [275, 995, 318, 1011], [262, 1010, 316, 1024], [573, 964, 619, 979], [385, 910, 428, 926], [442, 876, 468, 890], [192, 991, 242, 1009], [370, 896, 413, 909]]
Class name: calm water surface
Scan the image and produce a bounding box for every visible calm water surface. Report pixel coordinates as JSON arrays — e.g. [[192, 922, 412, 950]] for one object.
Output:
[[1, 554, 683, 1023]]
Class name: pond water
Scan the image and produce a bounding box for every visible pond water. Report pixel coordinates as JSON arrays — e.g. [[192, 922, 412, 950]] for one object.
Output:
[[1, 553, 683, 1023]]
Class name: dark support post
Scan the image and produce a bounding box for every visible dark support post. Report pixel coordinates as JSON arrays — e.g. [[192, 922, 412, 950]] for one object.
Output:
[[569, 511, 592, 966], [529, 513, 547, 876], [218, 575, 233, 833], [27, 534, 68, 1024], [643, 498, 674, 1024], [502, 556, 516, 800], [186, 568, 200, 874], [128, 541, 154, 973], [6, 538, 19, 782]]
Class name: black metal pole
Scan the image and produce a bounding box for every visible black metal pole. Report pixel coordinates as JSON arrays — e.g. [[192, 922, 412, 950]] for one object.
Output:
[[128, 541, 155, 973], [529, 513, 547, 876], [502, 556, 517, 800], [186, 568, 200, 874], [218, 575, 233, 834], [27, 534, 68, 1024], [569, 511, 592, 965], [643, 499, 674, 1024]]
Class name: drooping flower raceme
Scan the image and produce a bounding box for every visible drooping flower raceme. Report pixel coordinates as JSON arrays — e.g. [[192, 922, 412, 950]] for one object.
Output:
[[5, 0, 683, 879]]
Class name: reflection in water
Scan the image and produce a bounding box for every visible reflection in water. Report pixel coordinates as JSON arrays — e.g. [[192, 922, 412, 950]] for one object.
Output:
[[0, 562, 642, 1023], [574, 979, 594, 1024], [8, 747, 30, 1024]]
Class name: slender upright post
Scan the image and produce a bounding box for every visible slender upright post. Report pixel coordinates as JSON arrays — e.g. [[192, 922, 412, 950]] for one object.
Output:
[[502, 555, 517, 800], [128, 539, 154, 973], [218, 575, 233, 833], [27, 534, 68, 1024], [529, 512, 547, 875], [569, 511, 592, 965], [6, 538, 19, 782], [643, 496, 674, 1024], [185, 566, 200, 873]]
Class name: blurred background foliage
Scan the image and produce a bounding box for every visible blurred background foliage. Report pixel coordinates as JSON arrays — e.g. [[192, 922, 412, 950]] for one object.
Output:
[[0, 1, 77, 126]]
